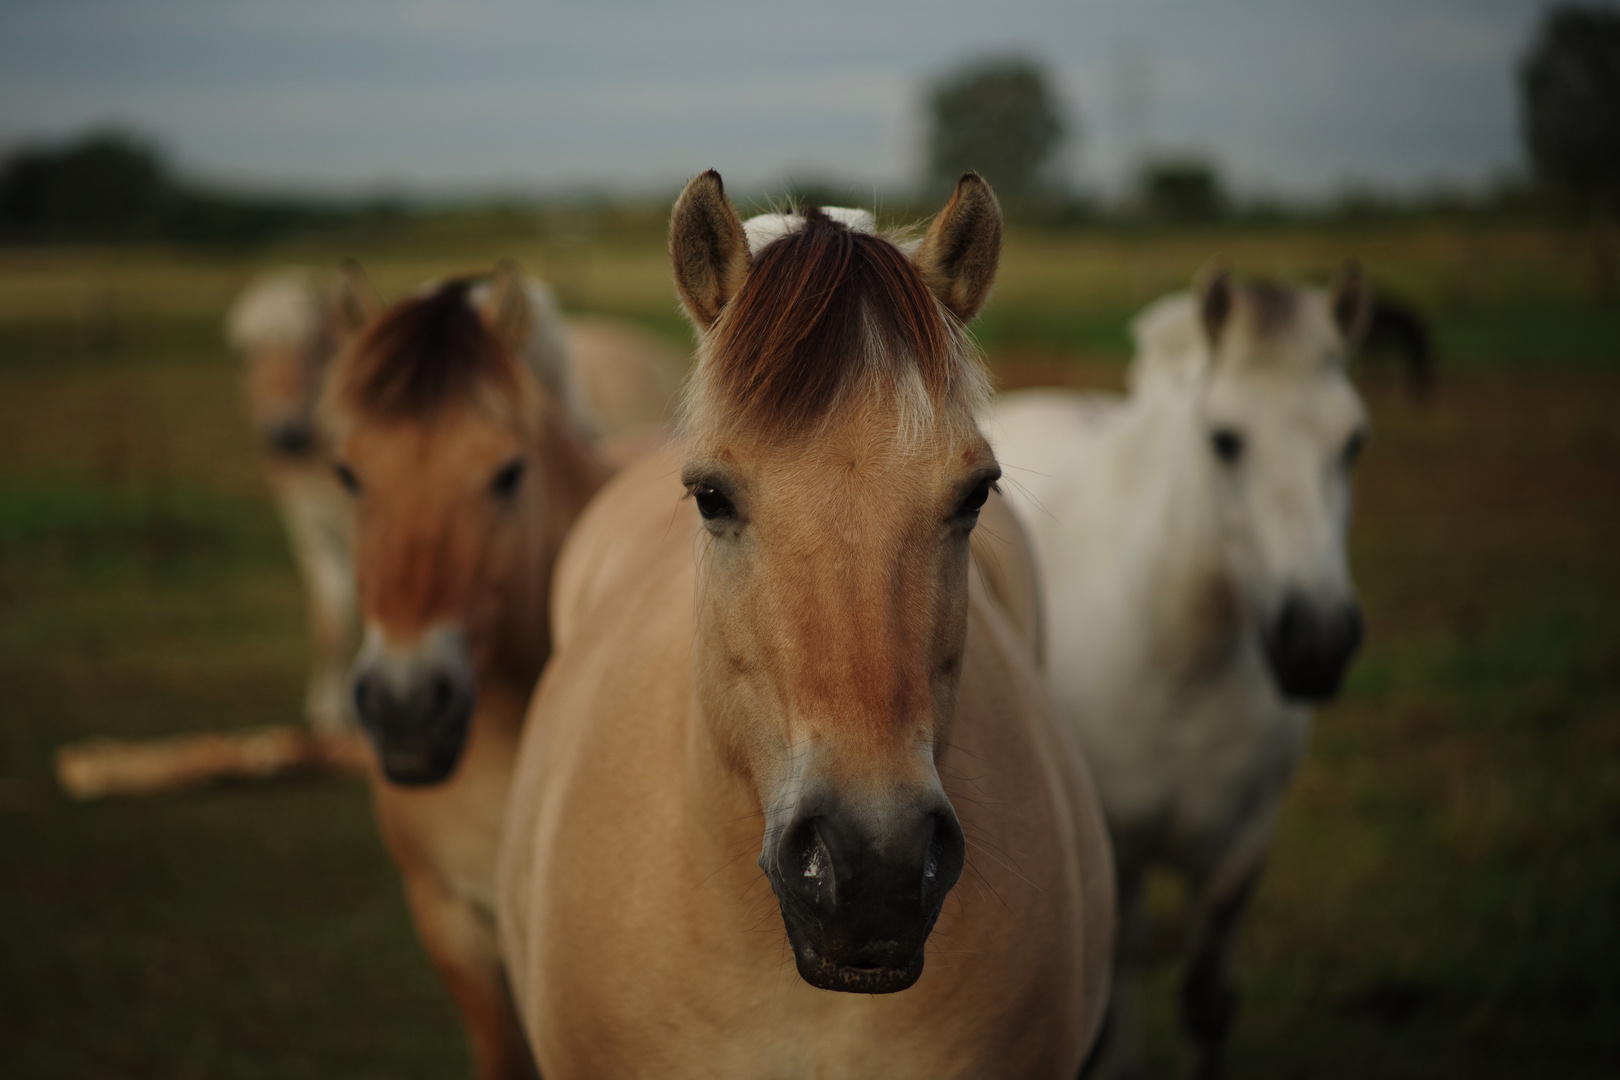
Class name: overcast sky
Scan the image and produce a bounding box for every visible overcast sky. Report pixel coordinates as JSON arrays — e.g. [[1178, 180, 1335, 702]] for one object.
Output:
[[0, 0, 1576, 199]]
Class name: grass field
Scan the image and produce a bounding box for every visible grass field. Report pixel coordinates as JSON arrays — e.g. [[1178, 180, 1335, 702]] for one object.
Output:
[[2, 218, 1617, 1077]]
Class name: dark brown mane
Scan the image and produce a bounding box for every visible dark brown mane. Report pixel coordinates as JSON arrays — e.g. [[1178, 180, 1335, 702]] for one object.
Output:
[[706, 210, 959, 431], [342, 278, 518, 419]]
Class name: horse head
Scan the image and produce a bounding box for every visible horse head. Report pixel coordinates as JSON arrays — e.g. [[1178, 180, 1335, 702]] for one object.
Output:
[[321, 263, 599, 785], [228, 263, 377, 459], [670, 170, 1003, 993], [1156, 265, 1372, 701]]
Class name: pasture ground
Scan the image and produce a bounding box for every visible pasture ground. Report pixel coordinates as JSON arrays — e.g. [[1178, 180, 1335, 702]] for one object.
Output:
[[1, 219, 1616, 1077]]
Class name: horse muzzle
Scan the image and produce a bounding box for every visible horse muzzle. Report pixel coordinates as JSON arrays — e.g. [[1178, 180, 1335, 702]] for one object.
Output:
[[762, 790, 966, 994], [1262, 592, 1363, 702], [350, 624, 477, 786]]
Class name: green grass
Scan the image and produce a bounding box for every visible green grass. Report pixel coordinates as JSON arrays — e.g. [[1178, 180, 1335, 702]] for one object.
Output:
[[1, 223, 1617, 1076]]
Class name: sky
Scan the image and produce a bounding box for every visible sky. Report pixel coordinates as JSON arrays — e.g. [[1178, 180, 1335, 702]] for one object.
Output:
[[0, 0, 1577, 199]]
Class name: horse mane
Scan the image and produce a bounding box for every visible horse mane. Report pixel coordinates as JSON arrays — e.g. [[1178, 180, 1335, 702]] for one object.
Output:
[[690, 208, 984, 438], [339, 278, 520, 420]]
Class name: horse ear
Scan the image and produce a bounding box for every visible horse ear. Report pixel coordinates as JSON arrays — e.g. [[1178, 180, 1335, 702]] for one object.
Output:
[[332, 259, 380, 339], [1196, 263, 1233, 346], [1331, 261, 1373, 344], [669, 170, 750, 330], [479, 259, 536, 353], [913, 172, 1002, 322]]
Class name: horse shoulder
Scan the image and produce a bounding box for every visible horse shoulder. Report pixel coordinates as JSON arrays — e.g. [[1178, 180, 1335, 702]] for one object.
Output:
[[550, 441, 687, 651], [499, 450, 698, 1060], [565, 317, 689, 440], [942, 568, 1116, 1062]]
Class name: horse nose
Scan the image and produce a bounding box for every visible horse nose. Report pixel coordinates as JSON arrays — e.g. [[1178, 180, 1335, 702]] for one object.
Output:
[[353, 669, 464, 731], [351, 652, 475, 786], [1263, 592, 1363, 701], [266, 420, 315, 457], [769, 794, 965, 992]]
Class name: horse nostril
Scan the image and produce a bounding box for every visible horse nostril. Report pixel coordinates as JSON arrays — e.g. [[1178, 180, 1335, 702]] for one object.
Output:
[[1273, 596, 1306, 647], [803, 832, 830, 881], [795, 819, 832, 880], [771, 815, 840, 912], [353, 673, 379, 720], [430, 675, 455, 718]]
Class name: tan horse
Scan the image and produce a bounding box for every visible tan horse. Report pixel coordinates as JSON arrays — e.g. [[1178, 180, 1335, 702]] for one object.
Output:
[[228, 265, 378, 733], [565, 315, 688, 459], [229, 268, 687, 735], [320, 264, 611, 1079], [497, 173, 1115, 1078]]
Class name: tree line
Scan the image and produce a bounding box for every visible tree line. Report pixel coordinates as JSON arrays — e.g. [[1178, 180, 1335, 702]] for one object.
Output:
[[0, 130, 406, 245], [3, 4, 1616, 260]]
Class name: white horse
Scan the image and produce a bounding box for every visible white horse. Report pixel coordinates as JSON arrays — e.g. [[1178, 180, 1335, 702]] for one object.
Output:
[[988, 267, 1372, 1079], [227, 265, 377, 734]]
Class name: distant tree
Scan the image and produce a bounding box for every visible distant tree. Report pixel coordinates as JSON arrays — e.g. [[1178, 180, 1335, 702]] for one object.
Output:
[[0, 127, 379, 245], [0, 130, 174, 241], [928, 58, 1067, 199], [1138, 158, 1224, 222], [1521, 4, 1620, 299]]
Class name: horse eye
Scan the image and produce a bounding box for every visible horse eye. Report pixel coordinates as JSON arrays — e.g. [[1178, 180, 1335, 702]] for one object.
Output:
[[958, 478, 996, 520], [332, 461, 361, 495], [1209, 428, 1245, 465], [692, 485, 736, 521], [1342, 429, 1367, 468], [491, 459, 526, 497]]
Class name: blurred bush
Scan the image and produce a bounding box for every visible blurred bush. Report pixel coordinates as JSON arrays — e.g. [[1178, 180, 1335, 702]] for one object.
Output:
[[0, 128, 407, 246], [0, 130, 172, 241], [1137, 158, 1226, 223]]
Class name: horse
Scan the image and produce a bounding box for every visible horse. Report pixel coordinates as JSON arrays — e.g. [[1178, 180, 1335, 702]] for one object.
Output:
[[319, 263, 614, 1079], [987, 267, 1372, 1079], [228, 268, 688, 735], [564, 315, 688, 459], [227, 264, 378, 734], [495, 172, 1115, 1079]]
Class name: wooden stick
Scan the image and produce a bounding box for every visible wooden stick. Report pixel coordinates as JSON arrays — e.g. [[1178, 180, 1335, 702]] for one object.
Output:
[[54, 726, 371, 800]]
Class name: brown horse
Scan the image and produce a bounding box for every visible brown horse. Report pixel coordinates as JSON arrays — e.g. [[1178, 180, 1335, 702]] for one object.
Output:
[[497, 173, 1115, 1078], [320, 264, 610, 1079], [227, 265, 378, 733], [230, 267, 686, 736]]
